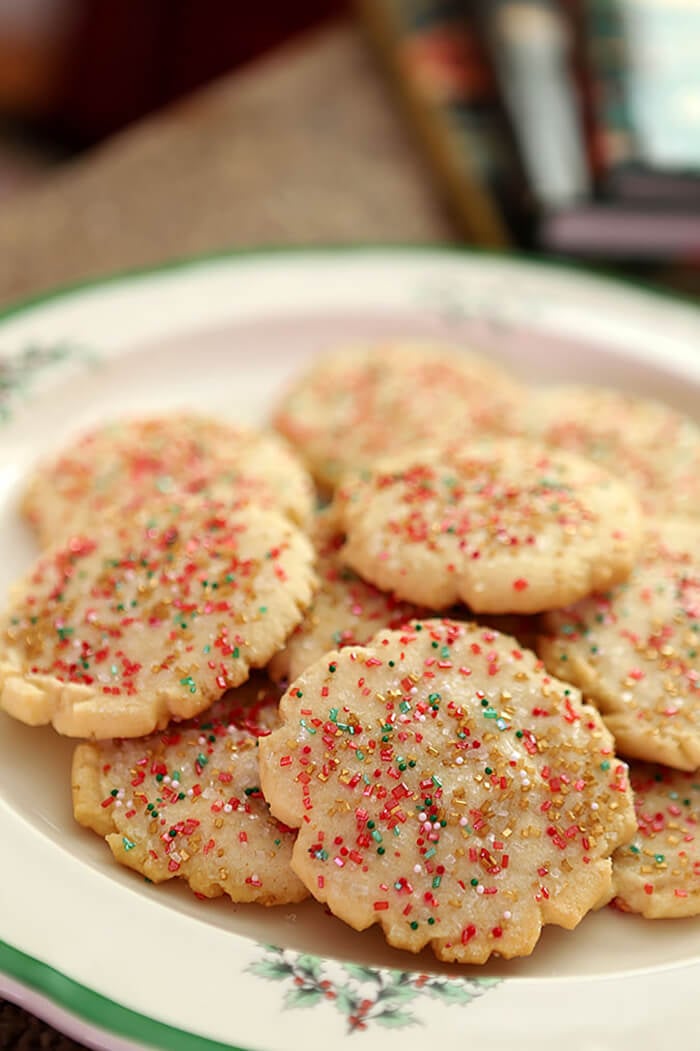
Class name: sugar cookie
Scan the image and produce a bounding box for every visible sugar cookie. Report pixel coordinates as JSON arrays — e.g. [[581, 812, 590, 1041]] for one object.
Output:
[[337, 439, 642, 613], [258, 619, 635, 964], [611, 762, 700, 918], [539, 519, 700, 770], [272, 342, 522, 489], [1, 501, 316, 738], [73, 677, 308, 905], [22, 413, 315, 546], [523, 385, 700, 519]]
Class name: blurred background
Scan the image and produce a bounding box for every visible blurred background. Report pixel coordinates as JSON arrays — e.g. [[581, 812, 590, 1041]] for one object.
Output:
[[0, 0, 698, 305]]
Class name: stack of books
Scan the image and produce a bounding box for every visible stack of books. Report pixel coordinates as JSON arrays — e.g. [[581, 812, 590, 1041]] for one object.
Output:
[[358, 0, 700, 267]]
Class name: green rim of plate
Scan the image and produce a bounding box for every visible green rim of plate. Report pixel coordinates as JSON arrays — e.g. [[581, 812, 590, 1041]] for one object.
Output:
[[0, 243, 696, 1050], [0, 940, 243, 1051], [0, 243, 697, 329]]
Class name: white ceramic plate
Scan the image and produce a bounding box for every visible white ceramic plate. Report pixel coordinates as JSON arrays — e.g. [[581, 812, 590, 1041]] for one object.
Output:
[[1, 248, 699, 1051]]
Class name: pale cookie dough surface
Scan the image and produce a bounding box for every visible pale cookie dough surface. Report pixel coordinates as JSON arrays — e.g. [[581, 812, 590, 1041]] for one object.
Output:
[[259, 619, 635, 965], [272, 342, 522, 490], [72, 677, 308, 905], [22, 413, 315, 546], [269, 511, 421, 683], [522, 385, 700, 519], [539, 519, 700, 771], [0, 501, 316, 739], [611, 762, 700, 918], [337, 439, 642, 613]]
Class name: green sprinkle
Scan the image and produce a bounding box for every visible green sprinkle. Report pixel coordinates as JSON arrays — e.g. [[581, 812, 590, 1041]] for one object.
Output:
[[600, 760, 610, 771], [122, 837, 135, 851], [470, 878, 479, 886]]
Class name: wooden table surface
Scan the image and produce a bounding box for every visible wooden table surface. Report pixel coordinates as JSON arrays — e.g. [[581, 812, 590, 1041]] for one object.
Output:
[[0, 18, 453, 1051], [0, 20, 453, 312]]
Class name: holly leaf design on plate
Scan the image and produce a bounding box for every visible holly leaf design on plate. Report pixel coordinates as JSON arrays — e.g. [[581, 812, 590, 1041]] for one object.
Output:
[[373, 1008, 415, 1029], [283, 987, 325, 1010], [248, 958, 295, 981]]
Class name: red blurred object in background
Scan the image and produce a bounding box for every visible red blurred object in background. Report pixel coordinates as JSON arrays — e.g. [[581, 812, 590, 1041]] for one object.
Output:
[[0, 0, 348, 145]]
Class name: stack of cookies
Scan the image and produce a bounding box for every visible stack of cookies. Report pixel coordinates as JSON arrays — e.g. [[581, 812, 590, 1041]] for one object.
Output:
[[2, 341, 698, 964]]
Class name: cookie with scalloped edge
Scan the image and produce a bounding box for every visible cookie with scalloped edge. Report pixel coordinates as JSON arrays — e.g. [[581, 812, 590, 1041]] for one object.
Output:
[[258, 618, 635, 964], [72, 677, 308, 905], [611, 762, 700, 918], [272, 342, 522, 490], [337, 438, 643, 614], [268, 510, 421, 683], [522, 385, 700, 519], [22, 413, 315, 546], [538, 519, 699, 771], [0, 500, 316, 739]]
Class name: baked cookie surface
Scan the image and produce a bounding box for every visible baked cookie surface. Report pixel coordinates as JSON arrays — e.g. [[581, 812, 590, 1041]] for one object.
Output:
[[539, 519, 700, 770], [1, 501, 316, 738], [73, 677, 308, 905], [523, 385, 700, 519], [612, 762, 700, 918], [272, 342, 522, 489], [268, 511, 421, 683], [337, 439, 642, 613], [22, 413, 314, 545], [259, 619, 635, 964]]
